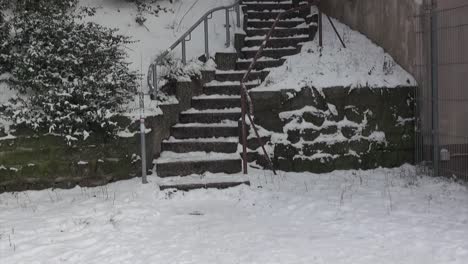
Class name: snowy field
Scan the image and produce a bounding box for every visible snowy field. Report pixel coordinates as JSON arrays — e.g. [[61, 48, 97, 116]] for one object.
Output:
[[1, 165, 468, 264]]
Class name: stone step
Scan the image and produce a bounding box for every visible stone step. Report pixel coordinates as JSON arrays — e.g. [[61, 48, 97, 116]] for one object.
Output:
[[236, 58, 286, 70], [179, 108, 242, 123], [158, 174, 250, 191], [242, 46, 299, 59], [243, 3, 293, 12], [215, 70, 268, 82], [246, 27, 308, 38], [246, 19, 304, 29], [162, 138, 238, 153], [191, 95, 240, 110], [245, 11, 301, 20], [203, 81, 261, 95], [171, 123, 239, 139], [242, 0, 292, 3], [156, 152, 242, 177], [244, 35, 309, 48]]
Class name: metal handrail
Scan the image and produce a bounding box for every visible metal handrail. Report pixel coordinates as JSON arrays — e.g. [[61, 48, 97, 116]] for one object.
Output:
[[240, 0, 320, 175], [148, 0, 241, 98]]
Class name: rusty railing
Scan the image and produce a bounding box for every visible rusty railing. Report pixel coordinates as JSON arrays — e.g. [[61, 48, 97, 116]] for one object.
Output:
[[239, 0, 321, 175]]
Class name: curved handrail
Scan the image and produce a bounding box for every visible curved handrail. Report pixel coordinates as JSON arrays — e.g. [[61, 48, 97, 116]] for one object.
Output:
[[148, 0, 241, 98], [239, 0, 320, 175]]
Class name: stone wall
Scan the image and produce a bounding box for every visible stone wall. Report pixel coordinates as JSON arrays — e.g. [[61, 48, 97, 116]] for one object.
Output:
[[0, 75, 208, 193], [249, 86, 415, 173]]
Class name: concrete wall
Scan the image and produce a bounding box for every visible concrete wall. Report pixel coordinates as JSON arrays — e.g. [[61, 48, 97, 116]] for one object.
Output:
[[321, 0, 423, 77]]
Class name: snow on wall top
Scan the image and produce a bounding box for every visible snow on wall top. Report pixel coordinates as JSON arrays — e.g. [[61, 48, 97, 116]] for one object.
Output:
[[253, 17, 417, 92]]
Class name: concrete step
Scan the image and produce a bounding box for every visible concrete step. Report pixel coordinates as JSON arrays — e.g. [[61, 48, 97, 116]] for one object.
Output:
[[215, 70, 268, 82], [246, 19, 304, 29], [171, 123, 239, 139], [243, 2, 293, 12], [203, 81, 261, 95], [242, 46, 299, 59], [159, 181, 249, 191], [236, 58, 286, 70], [158, 174, 250, 191], [242, 0, 292, 2], [244, 35, 309, 48], [162, 138, 238, 153], [246, 27, 308, 38], [156, 152, 242, 177], [245, 11, 301, 20], [191, 95, 240, 110], [179, 108, 242, 123]]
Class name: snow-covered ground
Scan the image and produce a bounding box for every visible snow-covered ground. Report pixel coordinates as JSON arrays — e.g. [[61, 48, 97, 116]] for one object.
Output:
[[254, 16, 417, 92], [1, 165, 468, 264]]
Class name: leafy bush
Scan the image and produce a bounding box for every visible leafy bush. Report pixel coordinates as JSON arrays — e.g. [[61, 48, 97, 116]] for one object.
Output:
[[2, 1, 138, 137]]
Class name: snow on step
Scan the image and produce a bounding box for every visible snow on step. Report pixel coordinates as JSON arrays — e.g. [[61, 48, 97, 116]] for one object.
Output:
[[237, 56, 282, 62], [247, 8, 288, 12], [246, 25, 308, 30], [248, 17, 303, 22], [157, 173, 250, 191], [245, 34, 309, 41], [192, 94, 241, 99], [204, 80, 261, 87], [243, 0, 293, 3], [173, 121, 238, 128], [164, 136, 238, 143], [241, 46, 297, 51], [215, 69, 264, 74], [156, 151, 240, 163], [181, 107, 241, 114]]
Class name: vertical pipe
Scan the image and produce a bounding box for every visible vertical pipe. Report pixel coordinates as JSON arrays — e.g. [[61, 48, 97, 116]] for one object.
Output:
[[235, 3, 241, 28], [430, 3, 439, 177], [140, 118, 147, 184], [241, 86, 248, 174], [318, 6, 323, 48], [182, 39, 186, 64], [225, 8, 231, 47], [152, 64, 158, 99], [204, 17, 209, 59], [139, 92, 148, 184]]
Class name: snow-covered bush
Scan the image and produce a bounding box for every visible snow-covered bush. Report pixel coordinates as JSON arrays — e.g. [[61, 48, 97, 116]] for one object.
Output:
[[156, 52, 205, 101], [126, 0, 174, 25], [14, 0, 77, 13], [0, 1, 10, 74], [2, 0, 138, 137]]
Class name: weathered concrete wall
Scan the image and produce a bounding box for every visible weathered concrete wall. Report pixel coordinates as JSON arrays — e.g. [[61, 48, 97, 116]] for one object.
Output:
[[321, 0, 423, 77], [249, 86, 416, 173]]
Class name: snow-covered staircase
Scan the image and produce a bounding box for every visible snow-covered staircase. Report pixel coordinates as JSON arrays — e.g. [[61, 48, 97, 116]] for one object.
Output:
[[155, 0, 316, 190]]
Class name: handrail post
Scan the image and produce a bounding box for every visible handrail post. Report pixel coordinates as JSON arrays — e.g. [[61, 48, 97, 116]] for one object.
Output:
[[318, 5, 323, 48], [225, 8, 231, 47], [235, 3, 241, 28], [182, 39, 187, 64], [152, 64, 158, 98], [204, 17, 209, 59], [241, 87, 248, 174]]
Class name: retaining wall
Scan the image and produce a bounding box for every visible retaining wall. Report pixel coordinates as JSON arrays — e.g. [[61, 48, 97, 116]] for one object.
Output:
[[249, 86, 416, 172]]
